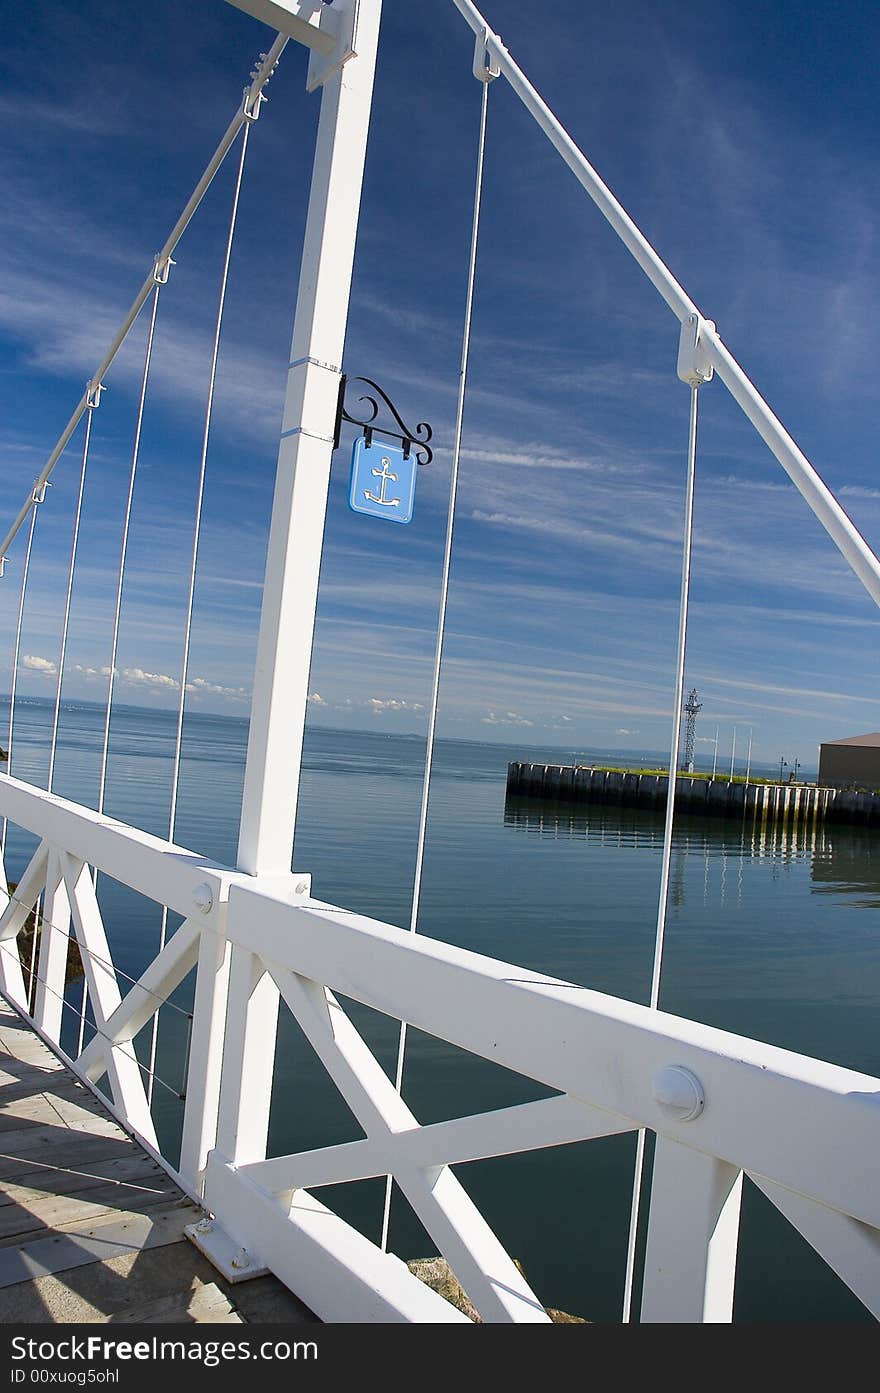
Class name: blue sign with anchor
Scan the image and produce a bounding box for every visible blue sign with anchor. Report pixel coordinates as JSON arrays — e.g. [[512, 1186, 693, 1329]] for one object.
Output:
[[349, 436, 417, 525]]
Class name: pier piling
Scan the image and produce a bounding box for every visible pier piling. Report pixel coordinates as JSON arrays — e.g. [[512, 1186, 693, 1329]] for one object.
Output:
[[505, 763, 879, 828]]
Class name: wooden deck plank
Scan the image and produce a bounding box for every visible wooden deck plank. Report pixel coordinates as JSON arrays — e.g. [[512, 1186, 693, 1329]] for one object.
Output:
[[0, 1034, 65, 1068], [0, 1151, 165, 1202], [0, 1172, 181, 1244], [0, 1127, 136, 1180], [0, 1084, 106, 1131], [0, 1062, 71, 1096], [41, 1087, 121, 1131], [0, 999, 317, 1323], [111, 1282, 242, 1324], [0, 1242, 317, 1324], [0, 1200, 200, 1288]]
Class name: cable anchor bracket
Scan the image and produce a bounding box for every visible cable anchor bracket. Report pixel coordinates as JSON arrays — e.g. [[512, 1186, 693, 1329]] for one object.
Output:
[[473, 25, 502, 82], [677, 312, 715, 387], [243, 49, 278, 119], [152, 253, 175, 285], [86, 380, 105, 410], [31, 480, 50, 506]]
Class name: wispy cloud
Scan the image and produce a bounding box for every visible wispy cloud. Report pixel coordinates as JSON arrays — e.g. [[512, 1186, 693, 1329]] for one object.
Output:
[[69, 662, 249, 703], [481, 710, 534, 728], [22, 654, 56, 676], [367, 697, 425, 715], [0, 266, 286, 446]]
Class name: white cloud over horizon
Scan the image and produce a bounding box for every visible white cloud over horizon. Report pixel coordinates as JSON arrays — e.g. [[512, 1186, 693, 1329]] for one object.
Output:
[[22, 654, 56, 675], [482, 710, 534, 728]]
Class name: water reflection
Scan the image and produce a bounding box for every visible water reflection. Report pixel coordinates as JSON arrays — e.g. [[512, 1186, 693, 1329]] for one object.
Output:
[[503, 792, 880, 909], [503, 789, 880, 1072]]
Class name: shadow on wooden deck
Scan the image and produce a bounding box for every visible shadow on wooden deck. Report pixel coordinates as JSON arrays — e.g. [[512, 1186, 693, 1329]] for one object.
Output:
[[0, 1002, 317, 1324]]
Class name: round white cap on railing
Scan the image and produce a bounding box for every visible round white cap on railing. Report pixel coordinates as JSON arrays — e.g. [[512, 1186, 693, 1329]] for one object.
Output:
[[192, 882, 214, 914], [652, 1065, 705, 1122]]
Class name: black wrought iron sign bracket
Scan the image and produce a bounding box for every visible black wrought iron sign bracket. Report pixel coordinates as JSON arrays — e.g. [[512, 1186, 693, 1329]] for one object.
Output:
[[333, 374, 433, 465]]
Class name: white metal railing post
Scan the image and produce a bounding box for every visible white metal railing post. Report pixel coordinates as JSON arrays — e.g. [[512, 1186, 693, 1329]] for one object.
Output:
[[33, 847, 71, 1045], [640, 1137, 743, 1322], [213, 0, 382, 1173], [214, 947, 281, 1164], [178, 925, 232, 1189]]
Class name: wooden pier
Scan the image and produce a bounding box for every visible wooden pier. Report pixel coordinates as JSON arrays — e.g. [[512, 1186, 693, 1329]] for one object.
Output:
[[506, 762, 880, 827], [0, 1001, 316, 1324]]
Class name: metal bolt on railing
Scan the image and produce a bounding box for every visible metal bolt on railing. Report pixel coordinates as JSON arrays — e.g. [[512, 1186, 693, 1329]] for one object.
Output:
[[652, 1065, 705, 1122]]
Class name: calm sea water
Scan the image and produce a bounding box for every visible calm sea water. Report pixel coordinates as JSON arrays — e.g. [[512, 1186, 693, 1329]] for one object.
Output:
[[2, 697, 878, 1322]]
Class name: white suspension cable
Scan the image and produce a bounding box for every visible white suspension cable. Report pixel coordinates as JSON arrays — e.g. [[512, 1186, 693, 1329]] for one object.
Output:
[[96, 285, 161, 822], [2, 491, 46, 1005], [148, 123, 252, 1102], [76, 962, 87, 1059], [621, 382, 701, 1323], [0, 883, 193, 1019], [26, 897, 42, 1015], [2, 492, 44, 862], [83, 288, 161, 1059], [0, 941, 186, 1100], [380, 68, 494, 1255], [0, 35, 288, 566], [47, 398, 98, 795]]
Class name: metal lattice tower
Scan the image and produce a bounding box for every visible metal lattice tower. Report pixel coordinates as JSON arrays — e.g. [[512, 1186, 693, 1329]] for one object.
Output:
[[682, 687, 702, 772]]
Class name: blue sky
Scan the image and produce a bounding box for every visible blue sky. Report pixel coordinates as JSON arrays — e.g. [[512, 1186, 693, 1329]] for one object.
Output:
[[2, 0, 880, 771]]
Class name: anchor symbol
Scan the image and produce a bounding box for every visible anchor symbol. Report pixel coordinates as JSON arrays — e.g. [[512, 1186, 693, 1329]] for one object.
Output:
[[364, 455, 401, 508]]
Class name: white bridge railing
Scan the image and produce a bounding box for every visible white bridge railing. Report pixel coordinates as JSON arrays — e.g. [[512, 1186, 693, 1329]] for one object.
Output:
[[2, 0, 880, 1325], [1, 772, 878, 1323]]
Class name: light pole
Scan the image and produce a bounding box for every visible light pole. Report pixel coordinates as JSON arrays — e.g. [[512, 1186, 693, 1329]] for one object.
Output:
[[779, 756, 787, 783], [745, 726, 753, 783], [792, 757, 801, 783], [730, 726, 737, 780], [712, 724, 719, 779]]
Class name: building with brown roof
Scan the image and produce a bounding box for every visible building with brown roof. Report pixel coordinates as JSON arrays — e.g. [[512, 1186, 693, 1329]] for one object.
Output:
[[818, 732, 880, 789]]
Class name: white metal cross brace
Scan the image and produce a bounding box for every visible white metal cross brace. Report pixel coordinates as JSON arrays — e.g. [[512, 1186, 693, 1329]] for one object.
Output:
[[241, 1093, 633, 1196], [207, 964, 553, 1320], [751, 1177, 880, 1321], [59, 852, 159, 1151]]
